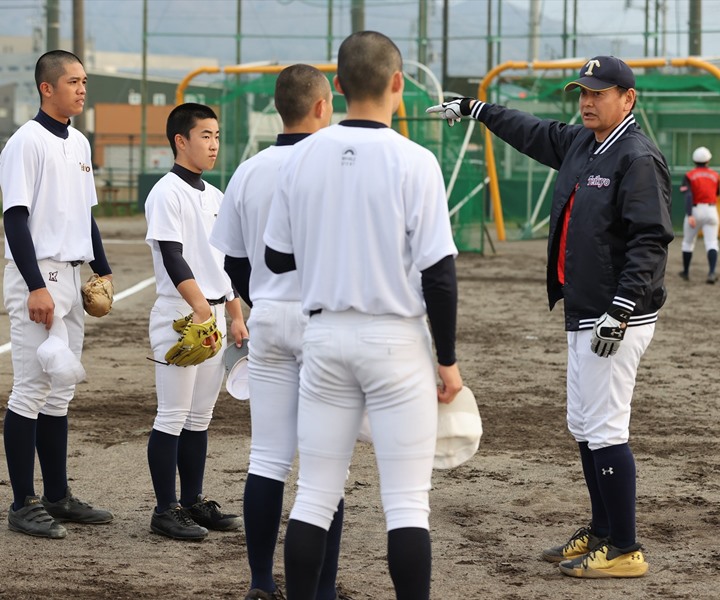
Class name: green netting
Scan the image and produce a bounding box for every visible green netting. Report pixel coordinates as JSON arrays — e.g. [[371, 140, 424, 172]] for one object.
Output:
[[214, 72, 487, 253]]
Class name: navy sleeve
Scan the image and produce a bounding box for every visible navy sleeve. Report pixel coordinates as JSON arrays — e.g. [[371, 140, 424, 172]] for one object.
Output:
[[421, 255, 458, 366], [158, 240, 194, 287], [265, 245, 296, 274], [224, 255, 252, 307], [89, 216, 112, 276], [3, 206, 45, 291]]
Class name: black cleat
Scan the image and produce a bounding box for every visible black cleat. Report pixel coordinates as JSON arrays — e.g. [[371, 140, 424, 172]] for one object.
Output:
[[151, 503, 208, 540], [42, 487, 114, 524]]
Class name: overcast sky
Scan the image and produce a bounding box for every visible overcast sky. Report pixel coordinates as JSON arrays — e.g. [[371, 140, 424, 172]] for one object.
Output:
[[1, 0, 718, 72]]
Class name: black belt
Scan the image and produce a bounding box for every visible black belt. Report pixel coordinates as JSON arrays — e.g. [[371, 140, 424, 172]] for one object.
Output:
[[309, 309, 322, 317], [207, 296, 226, 306], [70, 260, 84, 267]]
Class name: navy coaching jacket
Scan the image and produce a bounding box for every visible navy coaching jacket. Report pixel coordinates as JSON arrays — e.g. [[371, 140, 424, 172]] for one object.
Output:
[[473, 104, 674, 331]]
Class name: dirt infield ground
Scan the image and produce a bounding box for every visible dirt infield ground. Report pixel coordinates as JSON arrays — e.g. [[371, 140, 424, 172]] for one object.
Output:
[[0, 215, 718, 599]]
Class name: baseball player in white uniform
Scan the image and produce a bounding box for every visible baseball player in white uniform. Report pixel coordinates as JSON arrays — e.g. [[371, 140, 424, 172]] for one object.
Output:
[[264, 32, 463, 600], [1, 50, 114, 539], [211, 65, 344, 600], [678, 146, 720, 283], [144, 103, 248, 540]]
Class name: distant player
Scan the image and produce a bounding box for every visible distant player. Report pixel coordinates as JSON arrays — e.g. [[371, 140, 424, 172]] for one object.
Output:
[[264, 32, 463, 599], [144, 103, 248, 540], [678, 146, 719, 283], [428, 55, 673, 578], [1, 50, 114, 538], [211, 65, 343, 600]]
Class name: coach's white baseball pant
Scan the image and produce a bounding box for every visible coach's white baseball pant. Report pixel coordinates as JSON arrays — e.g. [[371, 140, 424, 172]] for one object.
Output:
[[4, 259, 85, 418], [566, 324, 654, 450], [681, 203, 719, 253], [246, 299, 307, 482], [149, 296, 226, 435], [290, 309, 437, 532]]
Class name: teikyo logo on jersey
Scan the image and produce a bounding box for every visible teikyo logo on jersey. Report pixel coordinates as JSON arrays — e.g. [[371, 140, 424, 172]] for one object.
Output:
[[587, 175, 610, 188], [79, 161, 92, 173], [341, 147, 356, 167]]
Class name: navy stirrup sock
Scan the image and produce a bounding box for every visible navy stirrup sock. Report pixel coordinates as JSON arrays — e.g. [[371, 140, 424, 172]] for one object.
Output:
[[3, 409, 37, 510], [593, 443, 637, 549], [388, 527, 431, 600], [244, 474, 285, 592], [317, 498, 345, 600], [284, 519, 327, 599], [178, 428, 208, 506], [578, 441, 609, 537], [35, 413, 69, 502], [147, 429, 180, 512]]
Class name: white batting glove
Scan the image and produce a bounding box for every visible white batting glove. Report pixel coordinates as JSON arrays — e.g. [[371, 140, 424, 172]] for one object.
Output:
[[590, 312, 628, 358], [425, 97, 483, 127]]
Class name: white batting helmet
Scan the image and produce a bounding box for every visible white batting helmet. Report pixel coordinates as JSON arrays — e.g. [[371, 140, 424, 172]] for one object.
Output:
[[692, 146, 712, 164]]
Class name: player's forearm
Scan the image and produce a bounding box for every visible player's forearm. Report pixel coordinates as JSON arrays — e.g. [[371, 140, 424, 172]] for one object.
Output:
[[176, 279, 212, 321], [89, 216, 112, 276], [421, 255, 458, 367], [4, 206, 45, 291]]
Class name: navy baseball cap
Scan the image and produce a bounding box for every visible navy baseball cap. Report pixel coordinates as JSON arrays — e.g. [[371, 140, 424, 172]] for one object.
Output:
[[564, 56, 635, 91]]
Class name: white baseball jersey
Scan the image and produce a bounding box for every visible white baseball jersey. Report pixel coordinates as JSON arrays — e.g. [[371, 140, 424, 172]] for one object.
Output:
[[210, 144, 300, 302], [145, 172, 232, 300], [0, 121, 97, 262], [264, 124, 457, 316]]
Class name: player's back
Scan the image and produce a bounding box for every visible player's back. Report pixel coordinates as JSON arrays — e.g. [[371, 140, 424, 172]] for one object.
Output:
[[268, 123, 453, 317], [213, 145, 301, 303]]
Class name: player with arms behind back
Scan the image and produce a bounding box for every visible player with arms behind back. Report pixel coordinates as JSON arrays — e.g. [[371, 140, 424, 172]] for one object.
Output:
[[678, 146, 720, 283], [144, 103, 248, 541], [428, 56, 673, 578], [264, 31, 463, 600], [1, 50, 114, 539], [211, 65, 344, 600]]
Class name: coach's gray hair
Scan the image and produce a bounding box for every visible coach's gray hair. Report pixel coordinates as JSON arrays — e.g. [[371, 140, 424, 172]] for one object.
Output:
[[337, 31, 403, 103], [35, 50, 83, 100]]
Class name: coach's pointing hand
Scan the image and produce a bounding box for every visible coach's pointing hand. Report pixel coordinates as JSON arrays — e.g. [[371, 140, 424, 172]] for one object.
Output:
[[426, 97, 479, 127]]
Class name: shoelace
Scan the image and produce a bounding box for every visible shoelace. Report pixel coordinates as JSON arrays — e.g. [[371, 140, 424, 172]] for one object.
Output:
[[563, 526, 591, 551], [171, 506, 197, 527], [196, 498, 222, 516], [581, 542, 610, 567]]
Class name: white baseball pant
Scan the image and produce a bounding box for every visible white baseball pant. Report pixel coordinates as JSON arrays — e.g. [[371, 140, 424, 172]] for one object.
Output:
[[149, 296, 226, 435], [681, 203, 719, 253], [566, 324, 654, 450], [246, 299, 308, 482], [4, 259, 84, 418], [290, 309, 437, 532]]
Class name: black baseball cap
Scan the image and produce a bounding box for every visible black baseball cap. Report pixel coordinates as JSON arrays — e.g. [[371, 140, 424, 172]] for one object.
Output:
[[564, 56, 635, 91]]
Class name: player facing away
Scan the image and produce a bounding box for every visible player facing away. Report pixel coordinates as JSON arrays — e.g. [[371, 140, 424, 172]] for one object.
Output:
[[0, 50, 114, 539], [210, 65, 344, 600], [144, 103, 248, 540], [428, 56, 673, 578], [678, 146, 720, 284], [264, 32, 463, 600]]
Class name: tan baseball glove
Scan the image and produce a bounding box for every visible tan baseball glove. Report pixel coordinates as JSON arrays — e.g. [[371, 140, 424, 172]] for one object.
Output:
[[81, 274, 114, 317], [165, 313, 222, 367]]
